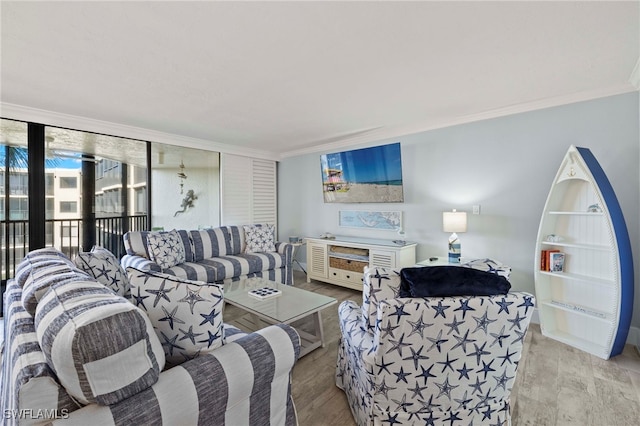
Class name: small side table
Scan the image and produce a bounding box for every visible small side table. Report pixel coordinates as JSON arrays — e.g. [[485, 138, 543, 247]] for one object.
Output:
[[290, 241, 306, 284], [416, 256, 469, 267]]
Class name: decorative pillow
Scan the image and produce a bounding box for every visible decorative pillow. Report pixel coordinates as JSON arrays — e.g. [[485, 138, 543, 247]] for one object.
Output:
[[399, 266, 511, 298], [243, 224, 276, 253], [34, 279, 165, 406], [146, 230, 186, 270], [75, 246, 131, 298], [127, 267, 225, 367]]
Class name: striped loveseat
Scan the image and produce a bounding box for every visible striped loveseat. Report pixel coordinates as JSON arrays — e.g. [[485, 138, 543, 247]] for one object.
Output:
[[121, 225, 294, 285], [1, 248, 300, 425]]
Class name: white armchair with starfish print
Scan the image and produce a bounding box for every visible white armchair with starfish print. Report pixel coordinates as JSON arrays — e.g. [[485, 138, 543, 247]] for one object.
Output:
[[335, 265, 535, 425]]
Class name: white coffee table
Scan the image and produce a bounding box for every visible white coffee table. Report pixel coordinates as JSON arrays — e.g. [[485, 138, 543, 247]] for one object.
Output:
[[224, 277, 337, 357]]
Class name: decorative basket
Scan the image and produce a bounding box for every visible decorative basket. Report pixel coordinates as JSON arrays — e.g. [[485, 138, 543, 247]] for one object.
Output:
[[329, 257, 368, 273]]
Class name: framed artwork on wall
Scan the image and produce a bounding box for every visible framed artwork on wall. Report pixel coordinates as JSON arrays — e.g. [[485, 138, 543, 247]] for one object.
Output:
[[338, 210, 402, 231], [320, 142, 404, 203]]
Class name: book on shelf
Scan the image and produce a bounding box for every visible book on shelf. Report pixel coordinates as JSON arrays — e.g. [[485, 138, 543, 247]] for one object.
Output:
[[549, 252, 565, 272], [540, 249, 561, 271]]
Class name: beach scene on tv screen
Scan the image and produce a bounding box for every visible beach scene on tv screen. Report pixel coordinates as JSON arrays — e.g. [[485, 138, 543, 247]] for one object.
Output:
[[321, 142, 404, 203]]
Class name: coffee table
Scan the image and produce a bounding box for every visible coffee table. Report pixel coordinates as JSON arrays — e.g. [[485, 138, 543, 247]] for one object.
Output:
[[224, 277, 337, 357]]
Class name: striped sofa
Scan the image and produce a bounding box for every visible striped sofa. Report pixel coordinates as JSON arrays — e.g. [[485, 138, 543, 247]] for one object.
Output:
[[121, 226, 294, 285], [1, 249, 300, 425]]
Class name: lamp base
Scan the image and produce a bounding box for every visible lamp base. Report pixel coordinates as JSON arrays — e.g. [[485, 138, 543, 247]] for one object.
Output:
[[448, 233, 461, 263]]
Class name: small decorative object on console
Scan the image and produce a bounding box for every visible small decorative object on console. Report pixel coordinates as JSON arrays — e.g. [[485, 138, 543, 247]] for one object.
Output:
[[248, 287, 282, 300]]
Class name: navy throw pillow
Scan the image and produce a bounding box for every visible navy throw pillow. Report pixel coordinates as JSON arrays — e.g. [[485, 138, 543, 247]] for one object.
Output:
[[399, 266, 511, 298]]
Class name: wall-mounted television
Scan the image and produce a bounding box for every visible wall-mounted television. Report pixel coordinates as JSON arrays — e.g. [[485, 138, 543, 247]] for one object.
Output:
[[320, 142, 404, 203]]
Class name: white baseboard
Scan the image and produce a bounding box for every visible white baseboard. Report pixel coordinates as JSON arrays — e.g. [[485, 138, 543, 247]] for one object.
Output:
[[531, 308, 541, 325], [627, 325, 640, 348]]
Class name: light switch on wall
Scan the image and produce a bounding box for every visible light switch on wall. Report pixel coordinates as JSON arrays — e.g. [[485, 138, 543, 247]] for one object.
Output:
[[473, 205, 481, 215]]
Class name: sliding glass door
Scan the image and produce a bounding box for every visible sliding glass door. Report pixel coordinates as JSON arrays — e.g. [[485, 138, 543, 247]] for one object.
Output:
[[0, 119, 29, 293], [0, 118, 222, 316], [44, 126, 149, 258]]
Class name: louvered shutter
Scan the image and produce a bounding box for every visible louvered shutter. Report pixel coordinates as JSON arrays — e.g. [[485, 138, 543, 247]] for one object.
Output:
[[220, 153, 277, 229]]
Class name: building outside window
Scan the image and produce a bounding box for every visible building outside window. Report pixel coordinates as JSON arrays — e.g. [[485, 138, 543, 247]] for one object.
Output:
[[59, 201, 78, 213], [59, 176, 78, 189], [9, 197, 28, 220]]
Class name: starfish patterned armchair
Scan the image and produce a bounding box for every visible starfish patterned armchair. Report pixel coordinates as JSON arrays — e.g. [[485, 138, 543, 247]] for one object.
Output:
[[336, 266, 535, 426]]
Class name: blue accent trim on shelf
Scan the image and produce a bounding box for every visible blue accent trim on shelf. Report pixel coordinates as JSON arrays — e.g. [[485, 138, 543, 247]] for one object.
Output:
[[577, 146, 634, 357]]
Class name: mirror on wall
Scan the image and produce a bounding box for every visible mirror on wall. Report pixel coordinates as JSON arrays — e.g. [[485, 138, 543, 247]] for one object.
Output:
[[151, 144, 220, 230]]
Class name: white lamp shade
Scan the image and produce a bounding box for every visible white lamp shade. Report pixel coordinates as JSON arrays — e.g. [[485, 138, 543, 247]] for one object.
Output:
[[443, 210, 467, 233]]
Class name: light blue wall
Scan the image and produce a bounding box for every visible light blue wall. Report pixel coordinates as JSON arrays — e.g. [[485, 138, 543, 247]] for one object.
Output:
[[278, 92, 640, 333]]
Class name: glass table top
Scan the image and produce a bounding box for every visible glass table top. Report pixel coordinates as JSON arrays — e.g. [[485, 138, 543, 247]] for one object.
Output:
[[224, 277, 337, 323]]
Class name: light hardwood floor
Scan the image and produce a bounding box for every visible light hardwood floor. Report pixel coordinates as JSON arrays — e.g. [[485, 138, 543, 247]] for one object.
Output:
[[228, 270, 640, 426]]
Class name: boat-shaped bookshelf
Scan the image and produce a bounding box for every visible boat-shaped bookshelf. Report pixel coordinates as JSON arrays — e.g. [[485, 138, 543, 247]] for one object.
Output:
[[534, 145, 634, 359]]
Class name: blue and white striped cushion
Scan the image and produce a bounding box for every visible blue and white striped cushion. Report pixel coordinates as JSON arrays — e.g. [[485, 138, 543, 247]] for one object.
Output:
[[1, 280, 81, 426], [127, 268, 224, 367], [34, 280, 165, 406], [164, 253, 285, 282], [190, 226, 244, 261], [120, 254, 163, 272], [22, 261, 92, 317], [123, 230, 149, 257], [14, 247, 75, 288], [44, 325, 300, 425]]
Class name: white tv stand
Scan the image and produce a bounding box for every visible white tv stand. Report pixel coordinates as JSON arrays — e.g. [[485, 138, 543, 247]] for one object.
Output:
[[305, 235, 417, 291]]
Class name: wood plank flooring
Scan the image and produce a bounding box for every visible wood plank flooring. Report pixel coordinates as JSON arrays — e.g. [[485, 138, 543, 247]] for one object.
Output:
[[227, 271, 640, 426], [1, 270, 638, 425]]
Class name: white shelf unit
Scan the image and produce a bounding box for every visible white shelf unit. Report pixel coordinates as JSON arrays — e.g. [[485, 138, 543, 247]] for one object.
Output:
[[305, 236, 416, 291], [534, 146, 633, 360]]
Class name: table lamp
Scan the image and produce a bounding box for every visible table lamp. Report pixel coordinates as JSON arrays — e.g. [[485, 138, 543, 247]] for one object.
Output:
[[443, 209, 467, 263]]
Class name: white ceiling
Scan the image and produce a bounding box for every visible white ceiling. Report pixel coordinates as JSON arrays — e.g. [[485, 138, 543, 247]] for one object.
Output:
[[1, 1, 638, 160]]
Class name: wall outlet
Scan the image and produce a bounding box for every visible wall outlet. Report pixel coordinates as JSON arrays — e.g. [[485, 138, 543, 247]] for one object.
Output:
[[473, 205, 481, 215]]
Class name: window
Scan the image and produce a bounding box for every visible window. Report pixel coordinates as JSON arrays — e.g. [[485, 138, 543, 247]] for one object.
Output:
[[9, 197, 28, 220], [134, 187, 147, 214], [95, 193, 103, 213], [61, 223, 78, 238], [46, 198, 55, 219], [59, 176, 78, 189], [45, 174, 54, 195], [60, 201, 78, 213], [9, 173, 28, 196]]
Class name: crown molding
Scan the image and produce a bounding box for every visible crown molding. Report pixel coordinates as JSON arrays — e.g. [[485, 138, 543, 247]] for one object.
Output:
[[279, 84, 638, 159], [0, 103, 279, 161], [630, 57, 640, 90], [2, 83, 635, 163]]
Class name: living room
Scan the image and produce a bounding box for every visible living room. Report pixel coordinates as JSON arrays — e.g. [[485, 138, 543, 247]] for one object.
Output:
[[1, 1, 639, 425]]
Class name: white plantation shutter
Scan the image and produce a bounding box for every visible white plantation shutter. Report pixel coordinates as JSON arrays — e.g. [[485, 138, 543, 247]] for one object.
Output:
[[252, 159, 277, 224], [220, 153, 277, 229]]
